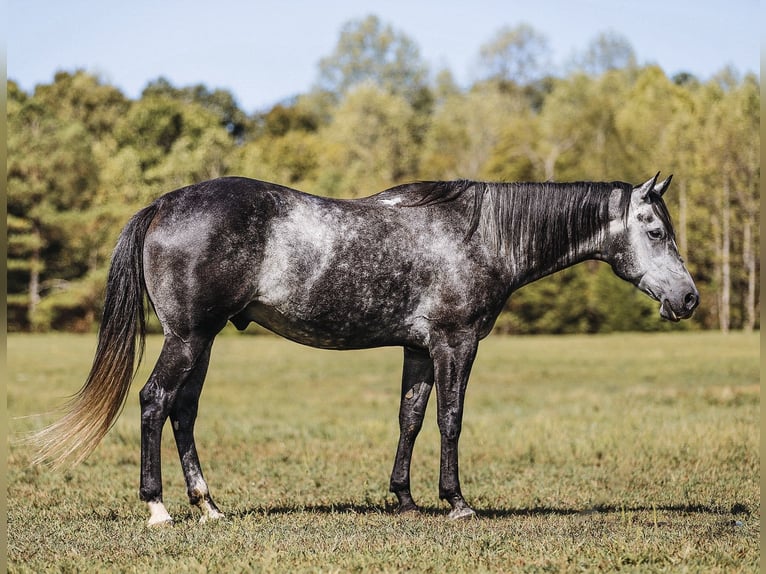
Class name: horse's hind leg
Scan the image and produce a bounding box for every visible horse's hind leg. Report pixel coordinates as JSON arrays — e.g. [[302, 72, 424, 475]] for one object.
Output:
[[389, 347, 434, 513], [169, 343, 224, 523], [139, 332, 214, 526]]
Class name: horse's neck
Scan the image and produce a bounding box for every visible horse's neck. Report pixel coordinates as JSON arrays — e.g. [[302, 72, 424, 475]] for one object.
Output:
[[503, 229, 602, 290], [479, 184, 613, 290]]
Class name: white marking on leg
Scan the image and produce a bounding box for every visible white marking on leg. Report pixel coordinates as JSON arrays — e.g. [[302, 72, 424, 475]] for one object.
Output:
[[448, 506, 477, 520], [147, 501, 173, 527], [190, 476, 224, 523], [199, 498, 225, 523]]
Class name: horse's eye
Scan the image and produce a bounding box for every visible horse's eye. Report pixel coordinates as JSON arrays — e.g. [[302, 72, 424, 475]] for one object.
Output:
[[648, 229, 665, 240]]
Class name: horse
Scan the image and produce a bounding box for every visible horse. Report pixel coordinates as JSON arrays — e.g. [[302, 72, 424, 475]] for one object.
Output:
[[30, 173, 698, 525]]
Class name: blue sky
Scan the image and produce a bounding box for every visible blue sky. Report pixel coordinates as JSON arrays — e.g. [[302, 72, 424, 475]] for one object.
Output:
[[8, 0, 761, 113]]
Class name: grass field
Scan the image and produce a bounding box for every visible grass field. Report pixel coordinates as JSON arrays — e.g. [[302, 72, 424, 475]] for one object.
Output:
[[7, 331, 760, 572]]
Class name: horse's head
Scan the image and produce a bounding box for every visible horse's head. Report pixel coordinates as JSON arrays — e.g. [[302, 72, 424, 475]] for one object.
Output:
[[606, 174, 699, 322]]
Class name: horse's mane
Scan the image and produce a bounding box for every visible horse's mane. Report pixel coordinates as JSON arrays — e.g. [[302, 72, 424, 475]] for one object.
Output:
[[646, 191, 675, 240], [376, 179, 635, 269], [379, 180, 476, 207]]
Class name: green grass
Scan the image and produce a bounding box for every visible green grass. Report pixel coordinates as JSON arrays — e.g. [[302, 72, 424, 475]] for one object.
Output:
[[7, 331, 760, 572]]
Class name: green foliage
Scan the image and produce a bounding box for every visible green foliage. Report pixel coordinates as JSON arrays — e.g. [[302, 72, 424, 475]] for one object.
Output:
[[142, 76, 249, 138], [478, 23, 552, 85], [5, 17, 759, 333], [419, 84, 527, 180], [237, 130, 322, 188], [30, 268, 107, 332], [316, 84, 420, 196], [567, 30, 638, 75], [316, 14, 429, 105], [7, 333, 760, 572]]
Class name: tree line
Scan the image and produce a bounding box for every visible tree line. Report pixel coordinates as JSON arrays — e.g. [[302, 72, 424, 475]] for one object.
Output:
[[7, 15, 759, 334]]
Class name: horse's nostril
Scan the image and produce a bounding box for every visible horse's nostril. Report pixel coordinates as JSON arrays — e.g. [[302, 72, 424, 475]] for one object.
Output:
[[684, 292, 699, 311]]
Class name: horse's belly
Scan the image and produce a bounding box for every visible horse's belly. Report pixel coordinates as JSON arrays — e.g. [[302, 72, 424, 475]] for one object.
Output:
[[233, 301, 411, 350]]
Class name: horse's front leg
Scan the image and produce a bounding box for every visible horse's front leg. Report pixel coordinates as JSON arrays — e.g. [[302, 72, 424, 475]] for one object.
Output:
[[169, 344, 224, 523], [432, 338, 479, 520], [389, 347, 434, 513]]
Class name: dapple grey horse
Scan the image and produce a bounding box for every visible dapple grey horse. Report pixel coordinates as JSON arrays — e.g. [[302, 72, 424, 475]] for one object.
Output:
[[31, 174, 698, 525]]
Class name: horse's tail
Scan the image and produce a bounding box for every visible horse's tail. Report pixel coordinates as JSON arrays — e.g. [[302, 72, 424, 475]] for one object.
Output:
[[30, 202, 160, 469]]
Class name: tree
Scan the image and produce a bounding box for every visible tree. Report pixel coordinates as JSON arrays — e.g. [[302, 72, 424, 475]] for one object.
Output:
[[7, 86, 100, 329], [114, 96, 187, 173], [146, 103, 236, 190], [316, 15, 429, 105], [615, 66, 696, 179], [5, 35, 758, 334], [142, 77, 249, 139], [568, 31, 637, 76], [32, 70, 129, 138], [694, 73, 760, 331], [257, 101, 320, 138], [420, 84, 527, 180], [477, 24, 551, 86], [114, 95, 236, 190], [315, 84, 419, 197], [234, 95, 327, 188], [486, 70, 633, 182]]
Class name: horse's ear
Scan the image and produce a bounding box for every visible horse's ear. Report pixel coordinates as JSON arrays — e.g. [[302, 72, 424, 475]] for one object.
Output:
[[654, 174, 673, 197], [635, 173, 660, 200]]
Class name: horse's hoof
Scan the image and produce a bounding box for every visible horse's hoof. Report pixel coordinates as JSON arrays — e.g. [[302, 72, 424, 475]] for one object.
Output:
[[448, 506, 477, 520], [199, 510, 224, 524], [147, 501, 173, 527], [198, 498, 225, 523], [397, 504, 421, 515]]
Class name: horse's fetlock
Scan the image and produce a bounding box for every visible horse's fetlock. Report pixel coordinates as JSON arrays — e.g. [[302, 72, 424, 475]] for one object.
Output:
[[389, 480, 409, 494], [139, 485, 162, 502], [188, 486, 208, 505]]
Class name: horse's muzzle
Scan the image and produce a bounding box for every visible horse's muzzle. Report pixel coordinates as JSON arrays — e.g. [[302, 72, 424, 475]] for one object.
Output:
[[660, 291, 699, 322]]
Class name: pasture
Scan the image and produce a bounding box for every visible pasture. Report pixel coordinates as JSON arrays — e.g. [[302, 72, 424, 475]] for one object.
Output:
[[7, 331, 760, 572]]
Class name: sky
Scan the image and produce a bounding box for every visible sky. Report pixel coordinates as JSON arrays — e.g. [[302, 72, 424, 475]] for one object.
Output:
[[7, 0, 761, 113]]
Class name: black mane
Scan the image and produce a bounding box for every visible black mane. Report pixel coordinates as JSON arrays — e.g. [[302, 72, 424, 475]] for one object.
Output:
[[382, 180, 476, 207], [378, 179, 633, 269]]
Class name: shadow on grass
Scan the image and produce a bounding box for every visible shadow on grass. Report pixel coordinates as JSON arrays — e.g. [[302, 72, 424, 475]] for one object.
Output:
[[481, 502, 749, 519], [232, 501, 748, 519]]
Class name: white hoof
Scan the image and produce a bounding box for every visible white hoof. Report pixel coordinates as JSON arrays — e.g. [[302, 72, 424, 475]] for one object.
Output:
[[448, 506, 477, 520], [147, 501, 174, 527]]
